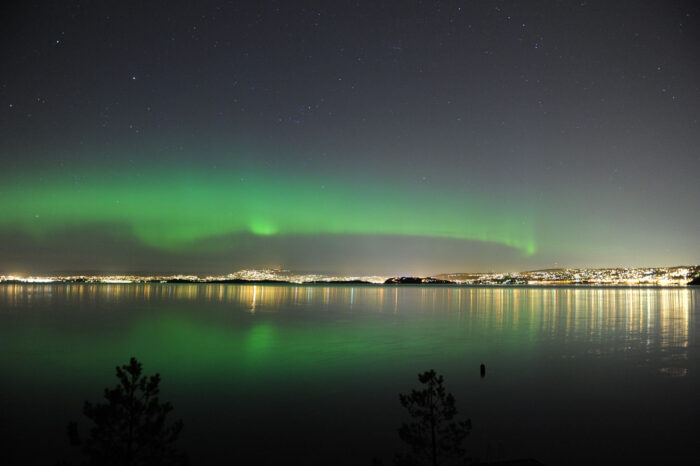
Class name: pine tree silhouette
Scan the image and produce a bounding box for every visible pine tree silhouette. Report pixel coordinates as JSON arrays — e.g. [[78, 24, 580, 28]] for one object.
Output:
[[395, 370, 471, 466], [67, 357, 187, 466]]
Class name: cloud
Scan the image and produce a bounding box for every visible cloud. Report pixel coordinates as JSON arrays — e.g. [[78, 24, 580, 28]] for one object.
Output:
[[0, 226, 528, 275]]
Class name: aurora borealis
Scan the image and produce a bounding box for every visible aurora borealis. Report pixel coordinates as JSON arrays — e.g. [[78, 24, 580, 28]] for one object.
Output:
[[0, 166, 535, 253], [3, 5, 700, 466], [1, 1, 699, 274]]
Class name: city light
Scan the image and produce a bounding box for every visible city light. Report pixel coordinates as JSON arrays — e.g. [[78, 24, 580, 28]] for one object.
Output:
[[0, 266, 697, 286]]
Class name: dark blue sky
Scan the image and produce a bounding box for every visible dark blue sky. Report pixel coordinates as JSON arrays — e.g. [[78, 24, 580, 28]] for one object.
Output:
[[1, 1, 698, 274]]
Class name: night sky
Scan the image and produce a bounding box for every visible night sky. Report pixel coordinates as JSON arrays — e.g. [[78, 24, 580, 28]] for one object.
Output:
[[1, 1, 698, 275]]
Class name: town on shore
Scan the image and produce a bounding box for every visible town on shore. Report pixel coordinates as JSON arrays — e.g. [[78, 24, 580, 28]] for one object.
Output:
[[1, 265, 698, 286]]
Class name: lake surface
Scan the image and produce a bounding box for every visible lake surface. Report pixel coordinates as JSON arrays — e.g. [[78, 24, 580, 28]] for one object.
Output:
[[0, 284, 698, 465]]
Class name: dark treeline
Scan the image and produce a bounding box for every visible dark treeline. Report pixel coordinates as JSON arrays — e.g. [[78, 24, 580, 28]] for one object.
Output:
[[60, 359, 539, 465]]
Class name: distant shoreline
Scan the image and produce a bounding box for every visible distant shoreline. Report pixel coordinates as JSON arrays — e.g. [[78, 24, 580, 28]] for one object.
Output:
[[2, 265, 697, 287], [0, 280, 696, 288]]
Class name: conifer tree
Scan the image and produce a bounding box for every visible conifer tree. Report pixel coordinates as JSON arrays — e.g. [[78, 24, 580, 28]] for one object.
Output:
[[396, 370, 471, 466], [68, 357, 187, 466]]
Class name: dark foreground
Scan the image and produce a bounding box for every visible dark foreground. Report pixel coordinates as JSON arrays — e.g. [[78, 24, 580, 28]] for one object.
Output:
[[0, 284, 698, 464]]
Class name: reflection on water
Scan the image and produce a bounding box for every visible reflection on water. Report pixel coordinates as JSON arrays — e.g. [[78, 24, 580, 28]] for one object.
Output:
[[0, 283, 693, 356], [0, 284, 698, 465]]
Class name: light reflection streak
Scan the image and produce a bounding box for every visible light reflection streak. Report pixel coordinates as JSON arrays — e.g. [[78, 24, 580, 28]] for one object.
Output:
[[0, 284, 694, 355]]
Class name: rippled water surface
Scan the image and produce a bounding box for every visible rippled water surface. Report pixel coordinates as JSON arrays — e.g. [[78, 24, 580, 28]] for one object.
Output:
[[0, 284, 698, 465]]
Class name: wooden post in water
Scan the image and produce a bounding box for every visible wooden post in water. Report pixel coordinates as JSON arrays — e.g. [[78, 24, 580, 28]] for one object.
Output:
[[480, 363, 486, 378]]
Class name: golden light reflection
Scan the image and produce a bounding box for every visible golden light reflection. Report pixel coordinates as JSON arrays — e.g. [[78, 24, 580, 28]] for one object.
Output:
[[0, 284, 694, 355]]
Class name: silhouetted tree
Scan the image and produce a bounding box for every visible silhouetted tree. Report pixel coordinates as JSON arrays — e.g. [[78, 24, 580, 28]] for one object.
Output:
[[395, 370, 471, 466], [68, 357, 187, 466]]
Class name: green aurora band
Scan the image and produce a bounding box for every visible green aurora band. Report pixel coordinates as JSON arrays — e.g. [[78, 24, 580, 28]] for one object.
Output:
[[0, 168, 536, 254]]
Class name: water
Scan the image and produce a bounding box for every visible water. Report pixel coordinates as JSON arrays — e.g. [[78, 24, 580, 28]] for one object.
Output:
[[0, 284, 698, 465]]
